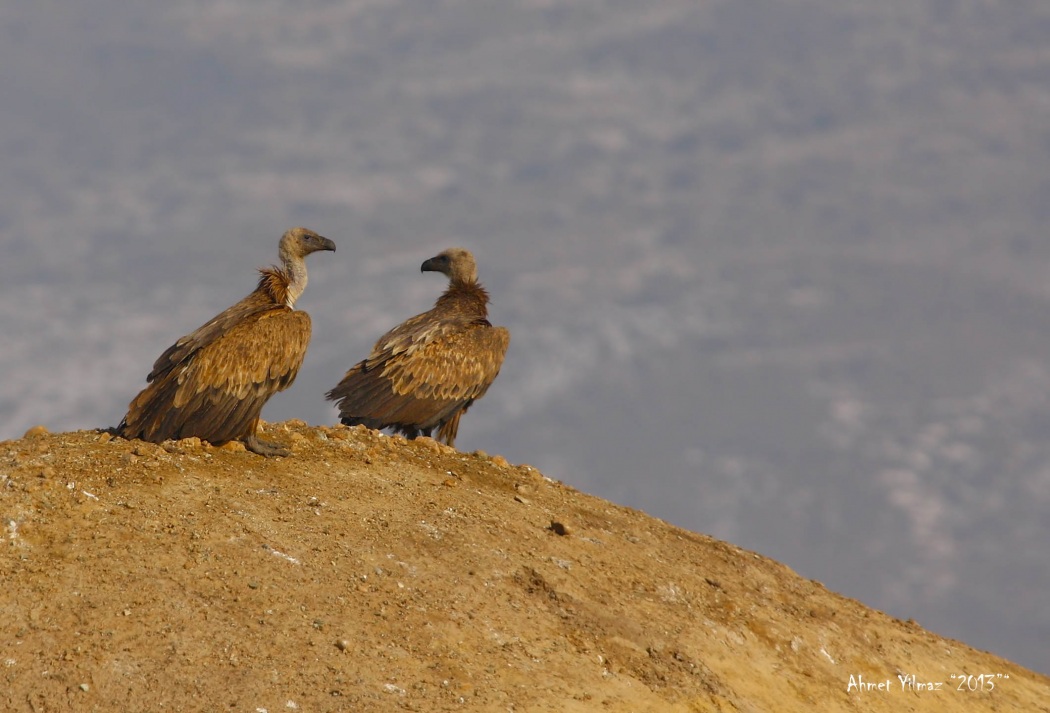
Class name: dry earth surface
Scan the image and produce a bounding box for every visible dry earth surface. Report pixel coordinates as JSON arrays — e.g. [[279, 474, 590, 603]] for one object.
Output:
[[2, 421, 1047, 712]]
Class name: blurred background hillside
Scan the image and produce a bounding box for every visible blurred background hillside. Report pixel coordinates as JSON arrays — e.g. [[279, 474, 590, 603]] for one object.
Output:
[[2, 0, 1048, 673]]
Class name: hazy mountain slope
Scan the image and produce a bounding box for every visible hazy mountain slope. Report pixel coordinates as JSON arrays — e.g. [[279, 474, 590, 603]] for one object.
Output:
[[2, 424, 1048, 712]]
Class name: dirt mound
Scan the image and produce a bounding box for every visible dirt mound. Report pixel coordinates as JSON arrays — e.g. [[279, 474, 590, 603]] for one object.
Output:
[[2, 422, 1047, 711]]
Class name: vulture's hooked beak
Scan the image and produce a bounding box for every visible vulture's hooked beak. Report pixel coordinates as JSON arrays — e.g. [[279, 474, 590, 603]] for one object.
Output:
[[421, 254, 448, 273]]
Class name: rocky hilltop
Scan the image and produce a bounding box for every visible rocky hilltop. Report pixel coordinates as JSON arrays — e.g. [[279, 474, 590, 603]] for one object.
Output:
[[2, 422, 1047, 711]]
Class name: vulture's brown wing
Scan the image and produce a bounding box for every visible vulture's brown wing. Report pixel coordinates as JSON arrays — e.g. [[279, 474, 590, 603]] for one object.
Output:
[[330, 318, 508, 430], [124, 308, 311, 443], [380, 322, 509, 401], [174, 308, 311, 405], [147, 298, 275, 383]]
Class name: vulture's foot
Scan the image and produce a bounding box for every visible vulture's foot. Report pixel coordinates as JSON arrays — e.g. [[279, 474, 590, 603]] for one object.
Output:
[[245, 435, 291, 457]]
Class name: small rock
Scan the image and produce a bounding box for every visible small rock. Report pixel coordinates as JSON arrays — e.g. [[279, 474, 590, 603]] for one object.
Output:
[[414, 437, 442, 454], [23, 425, 49, 439], [97, 432, 112, 444], [335, 639, 350, 651], [491, 455, 510, 468], [78, 683, 90, 692], [219, 441, 247, 452], [513, 495, 530, 505], [549, 521, 570, 537]]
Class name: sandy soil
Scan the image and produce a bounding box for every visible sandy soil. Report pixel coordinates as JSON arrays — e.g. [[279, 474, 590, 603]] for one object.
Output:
[[2, 421, 1047, 712]]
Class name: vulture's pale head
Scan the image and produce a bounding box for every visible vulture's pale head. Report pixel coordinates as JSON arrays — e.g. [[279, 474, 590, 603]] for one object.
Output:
[[422, 247, 477, 285], [280, 227, 337, 261]]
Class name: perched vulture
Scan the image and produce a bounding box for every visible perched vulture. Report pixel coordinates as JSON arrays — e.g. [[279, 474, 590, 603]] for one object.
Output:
[[326, 247, 509, 447], [118, 227, 336, 456]]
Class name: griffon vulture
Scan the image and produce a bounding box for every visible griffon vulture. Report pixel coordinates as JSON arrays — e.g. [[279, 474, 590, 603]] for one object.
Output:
[[118, 227, 336, 456], [326, 247, 509, 447]]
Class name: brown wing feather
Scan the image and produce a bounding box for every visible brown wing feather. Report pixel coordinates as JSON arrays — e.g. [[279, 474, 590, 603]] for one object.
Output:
[[381, 323, 508, 402], [121, 308, 311, 444], [327, 316, 509, 445], [146, 294, 275, 383]]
